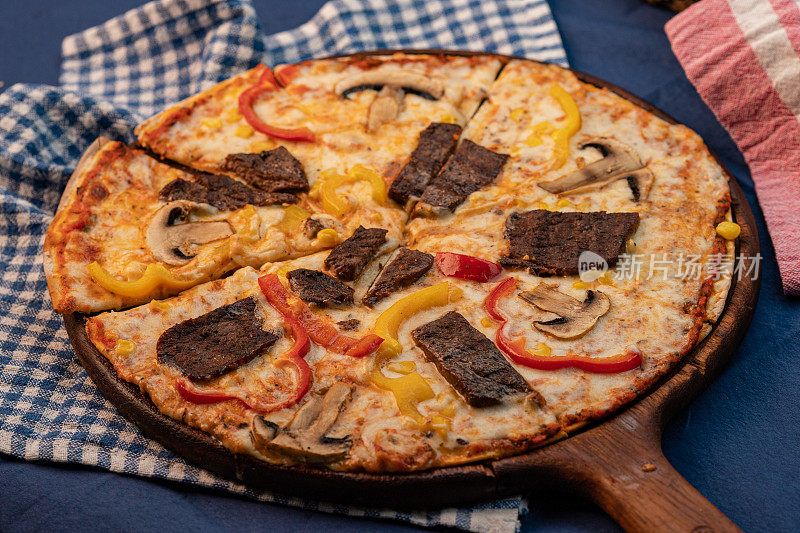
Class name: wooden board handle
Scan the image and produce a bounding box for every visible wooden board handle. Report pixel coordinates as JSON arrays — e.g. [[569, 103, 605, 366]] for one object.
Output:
[[582, 446, 741, 533], [496, 417, 744, 533]]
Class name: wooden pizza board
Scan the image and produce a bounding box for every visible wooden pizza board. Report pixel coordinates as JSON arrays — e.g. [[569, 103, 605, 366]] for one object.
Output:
[[62, 51, 759, 533]]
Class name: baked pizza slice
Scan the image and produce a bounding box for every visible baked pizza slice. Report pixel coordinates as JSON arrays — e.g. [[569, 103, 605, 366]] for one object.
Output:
[[87, 246, 562, 472], [43, 139, 349, 313], [135, 54, 502, 241], [397, 61, 735, 427], [135, 53, 501, 175]]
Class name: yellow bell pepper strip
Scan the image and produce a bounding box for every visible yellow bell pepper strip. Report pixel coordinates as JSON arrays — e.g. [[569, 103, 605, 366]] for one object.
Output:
[[546, 84, 582, 171], [369, 282, 461, 423], [319, 165, 388, 216], [373, 371, 435, 425], [372, 282, 454, 359], [279, 205, 311, 234], [238, 65, 315, 143], [258, 274, 383, 357], [484, 277, 642, 373], [87, 262, 196, 299], [175, 317, 311, 413]]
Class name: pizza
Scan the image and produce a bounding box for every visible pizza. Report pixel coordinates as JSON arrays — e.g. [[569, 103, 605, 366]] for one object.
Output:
[[44, 52, 738, 473]]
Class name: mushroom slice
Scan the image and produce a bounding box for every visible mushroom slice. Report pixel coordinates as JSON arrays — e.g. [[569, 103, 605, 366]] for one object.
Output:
[[146, 201, 233, 265], [334, 70, 444, 100], [251, 416, 279, 442], [519, 284, 611, 339], [538, 137, 653, 202], [367, 85, 404, 132], [335, 70, 444, 132], [251, 383, 353, 463]]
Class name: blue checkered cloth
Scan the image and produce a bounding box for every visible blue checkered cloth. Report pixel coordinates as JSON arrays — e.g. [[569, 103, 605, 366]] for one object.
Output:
[[0, 0, 566, 530]]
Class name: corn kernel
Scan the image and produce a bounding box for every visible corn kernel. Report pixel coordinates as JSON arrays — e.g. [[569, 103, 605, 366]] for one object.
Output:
[[202, 118, 222, 129], [439, 402, 457, 418], [556, 199, 572, 208], [525, 121, 555, 147], [224, 108, 242, 123], [149, 300, 171, 312], [526, 134, 544, 147], [387, 361, 416, 374], [427, 415, 450, 440], [274, 264, 293, 278], [599, 271, 615, 286], [573, 281, 591, 290], [538, 202, 553, 211], [510, 107, 525, 122], [441, 114, 458, 124], [447, 285, 464, 302], [531, 343, 552, 357], [716, 221, 741, 240], [480, 317, 495, 328], [116, 340, 136, 356], [316, 228, 338, 246], [235, 125, 254, 138], [249, 140, 273, 152]]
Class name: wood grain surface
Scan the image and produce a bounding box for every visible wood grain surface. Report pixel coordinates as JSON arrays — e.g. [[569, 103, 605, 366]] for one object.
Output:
[[62, 52, 760, 532]]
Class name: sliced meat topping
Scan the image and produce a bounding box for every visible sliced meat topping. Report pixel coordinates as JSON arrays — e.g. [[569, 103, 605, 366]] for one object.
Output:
[[336, 318, 361, 331], [388, 122, 462, 205], [362, 248, 433, 307], [159, 173, 296, 211], [287, 268, 354, 307], [500, 210, 639, 276], [157, 297, 277, 381], [324, 226, 388, 281], [222, 146, 309, 193], [416, 139, 508, 212], [411, 311, 531, 407]]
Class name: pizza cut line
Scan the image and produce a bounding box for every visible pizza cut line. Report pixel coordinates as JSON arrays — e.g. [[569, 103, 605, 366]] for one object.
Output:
[[44, 53, 737, 473]]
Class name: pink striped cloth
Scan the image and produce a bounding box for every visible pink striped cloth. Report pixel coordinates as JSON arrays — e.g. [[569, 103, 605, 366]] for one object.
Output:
[[666, 0, 800, 295]]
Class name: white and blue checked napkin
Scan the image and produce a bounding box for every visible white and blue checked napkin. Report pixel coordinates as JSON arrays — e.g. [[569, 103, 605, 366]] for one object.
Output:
[[0, 1, 566, 530]]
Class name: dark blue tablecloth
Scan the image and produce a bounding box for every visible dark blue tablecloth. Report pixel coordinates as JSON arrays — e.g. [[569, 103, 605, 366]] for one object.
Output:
[[1, 1, 797, 531]]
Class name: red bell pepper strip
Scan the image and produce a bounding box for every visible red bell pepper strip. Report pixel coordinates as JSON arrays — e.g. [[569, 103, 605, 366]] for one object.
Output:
[[343, 333, 384, 358], [269, 317, 311, 406], [238, 65, 315, 142], [435, 252, 502, 283], [273, 64, 300, 86], [484, 277, 642, 373], [174, 317, 312, 412], [175, 378, 237, 405], [258, 274, 383, 357]]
